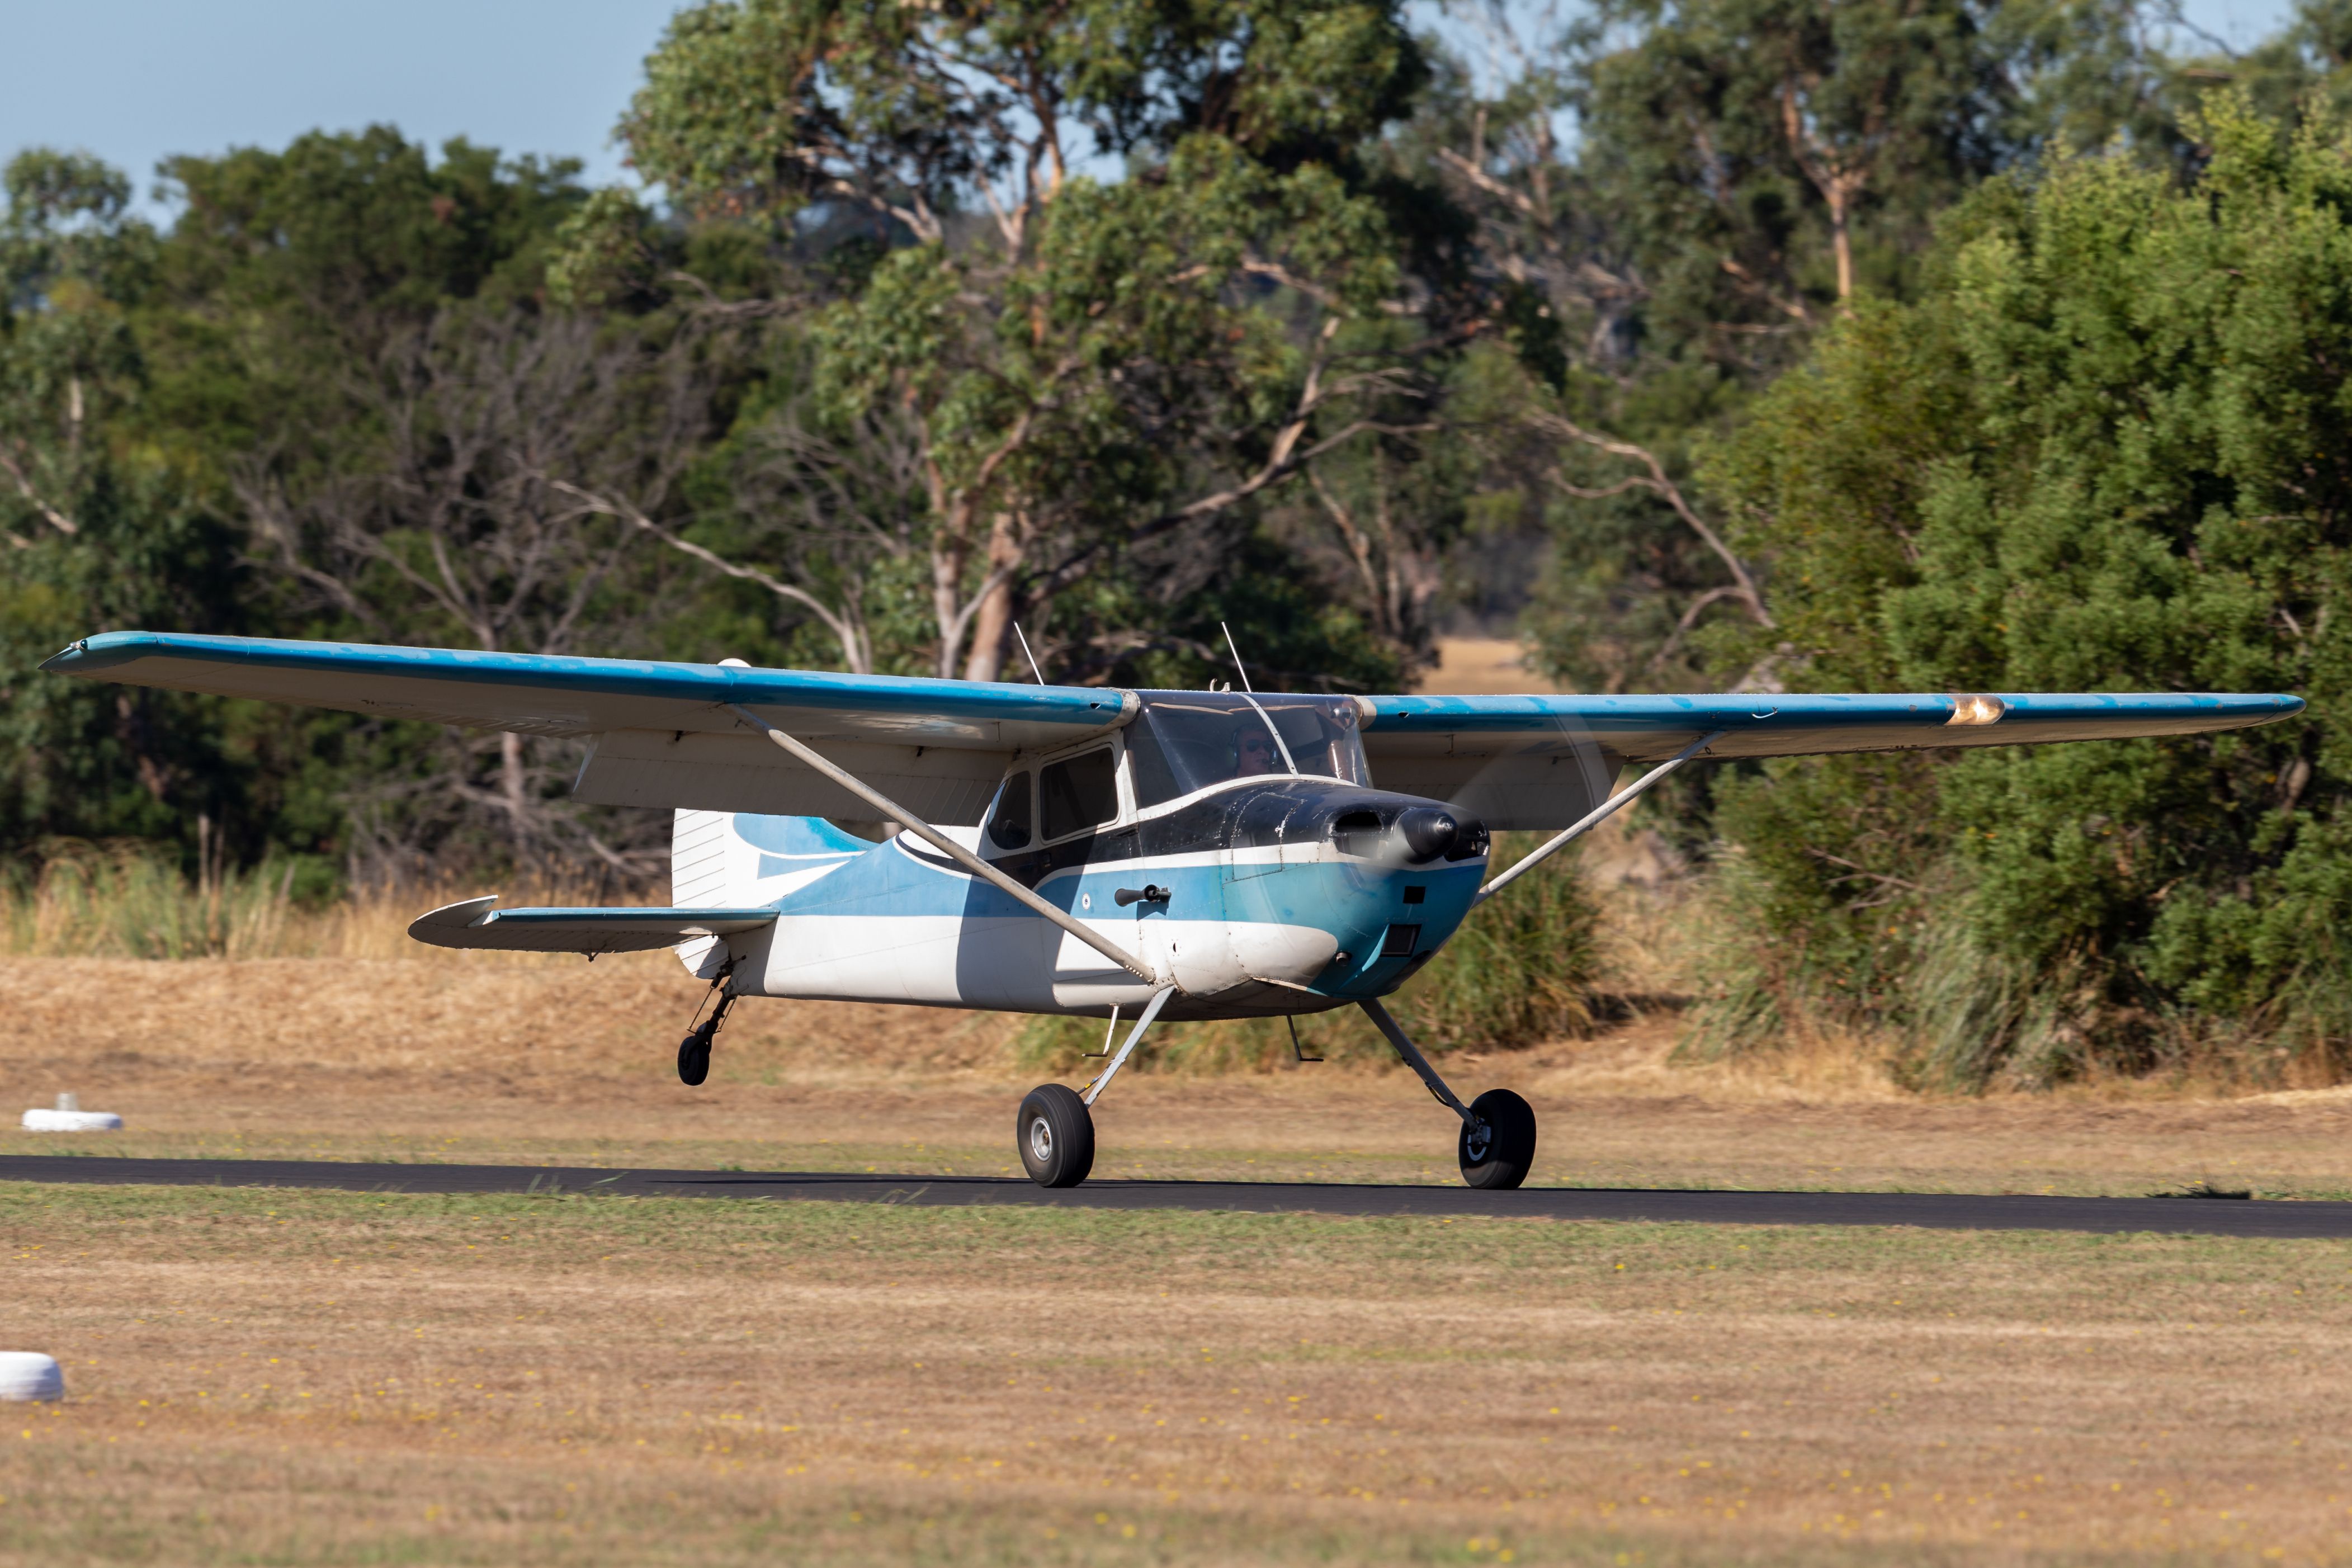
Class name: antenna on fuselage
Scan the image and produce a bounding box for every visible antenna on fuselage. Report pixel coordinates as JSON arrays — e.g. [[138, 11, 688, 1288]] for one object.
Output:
[[1220, 621, 1256, 694], [1012, 622, 1046, 684], [1220, 621, 1298, 776]]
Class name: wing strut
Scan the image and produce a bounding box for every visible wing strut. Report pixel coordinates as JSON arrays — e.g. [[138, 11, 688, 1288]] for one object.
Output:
[[1472, 730, 1724, 907], [724, 703, 1158, 985]]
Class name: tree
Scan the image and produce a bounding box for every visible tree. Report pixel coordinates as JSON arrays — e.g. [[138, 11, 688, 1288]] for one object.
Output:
[[1409, 0, 2175, 692], [0, 150, 256, 862], [237, 307, 720, 879], [580, 0, 1463, 683], [1696, 95, 2349, 1083]]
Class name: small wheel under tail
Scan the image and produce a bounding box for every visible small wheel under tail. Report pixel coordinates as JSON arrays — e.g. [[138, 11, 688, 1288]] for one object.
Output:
[[677, 1023, 713, 1087], [1458, 1088, 1537, 1190], [1017, 1084, 1096, 1188]]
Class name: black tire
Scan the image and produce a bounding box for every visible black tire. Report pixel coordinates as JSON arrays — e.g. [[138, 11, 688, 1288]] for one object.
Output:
[[1458, 1089, 1537, 1189], [677, 1024, 712, 1087], [1016, 1084, 1095, 1188]]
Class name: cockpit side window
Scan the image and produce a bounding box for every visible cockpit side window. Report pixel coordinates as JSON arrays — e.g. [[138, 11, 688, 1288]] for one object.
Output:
[[1126, 693, 1367, 809], [1038, 747, 1119, 842], [987, 769, 1032, 851]]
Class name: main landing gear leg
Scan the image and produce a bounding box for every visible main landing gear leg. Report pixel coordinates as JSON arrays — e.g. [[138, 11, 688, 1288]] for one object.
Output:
[[1016, 985, 1177, 1189], [677, 962, 738, 1088], [1358, 999, 1537, 1191]]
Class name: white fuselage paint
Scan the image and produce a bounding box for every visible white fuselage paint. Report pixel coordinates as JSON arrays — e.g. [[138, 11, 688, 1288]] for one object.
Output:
[[724, 839, 1344, 1017]]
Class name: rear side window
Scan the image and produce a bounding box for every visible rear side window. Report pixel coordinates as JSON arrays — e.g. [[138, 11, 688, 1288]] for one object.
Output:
[[1038, 748, 1118, 841], [988, 771, 1032, 850]]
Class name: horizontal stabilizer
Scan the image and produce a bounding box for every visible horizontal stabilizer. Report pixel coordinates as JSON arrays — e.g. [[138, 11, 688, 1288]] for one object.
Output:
[[408, 896, 777, 956]]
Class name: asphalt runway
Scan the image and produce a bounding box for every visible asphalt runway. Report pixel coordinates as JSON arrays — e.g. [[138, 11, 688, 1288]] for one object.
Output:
[[6, 1154, 2352, 1237]]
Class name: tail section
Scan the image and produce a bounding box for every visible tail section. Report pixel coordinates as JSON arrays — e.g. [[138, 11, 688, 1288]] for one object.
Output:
[[670, 809, 736, 909], [671, 810, 868, 976]]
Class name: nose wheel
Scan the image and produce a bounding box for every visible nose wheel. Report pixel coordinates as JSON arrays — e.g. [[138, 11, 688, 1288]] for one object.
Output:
[[1458, 1088, 1537, 1189]]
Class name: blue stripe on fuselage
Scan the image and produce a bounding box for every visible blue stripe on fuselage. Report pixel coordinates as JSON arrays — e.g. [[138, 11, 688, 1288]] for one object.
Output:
[[757, 833, 1485, 998]]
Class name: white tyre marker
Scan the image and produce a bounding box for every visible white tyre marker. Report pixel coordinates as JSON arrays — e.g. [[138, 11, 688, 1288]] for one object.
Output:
[[0, 1354, 63, 1402], [21, 1093, 122, 1133]]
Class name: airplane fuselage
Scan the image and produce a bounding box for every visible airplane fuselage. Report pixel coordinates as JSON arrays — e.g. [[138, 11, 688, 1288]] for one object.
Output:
[[706, 777, 1491, 1020]]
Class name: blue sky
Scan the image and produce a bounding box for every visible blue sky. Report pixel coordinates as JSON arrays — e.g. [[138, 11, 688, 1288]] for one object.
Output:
[[0, 0, 2304, 217]]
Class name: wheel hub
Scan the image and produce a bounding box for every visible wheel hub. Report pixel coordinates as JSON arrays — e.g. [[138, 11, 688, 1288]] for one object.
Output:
[[1463, 1120, 1492, 1162], [1028, 1116, 1054, 1164]]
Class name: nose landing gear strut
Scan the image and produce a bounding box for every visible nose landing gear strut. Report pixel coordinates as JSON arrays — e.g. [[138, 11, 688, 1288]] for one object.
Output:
[[1358, 999, 1538, 1189]]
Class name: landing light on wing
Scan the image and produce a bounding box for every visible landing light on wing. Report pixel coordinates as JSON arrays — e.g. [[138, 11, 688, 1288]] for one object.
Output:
[[1946, 693, 2008, 726]]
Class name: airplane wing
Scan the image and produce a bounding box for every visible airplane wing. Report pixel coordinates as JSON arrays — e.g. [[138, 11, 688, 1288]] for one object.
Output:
[[1358, 689, 2304, 829], [40, 631, 1132, 823], [408, 896, 779, 955], [44, 632, 2303, 832]]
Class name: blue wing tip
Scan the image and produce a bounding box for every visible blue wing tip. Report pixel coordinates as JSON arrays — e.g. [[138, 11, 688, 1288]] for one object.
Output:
[[38, 637, 95, 674], [41, 630, 160, 674]]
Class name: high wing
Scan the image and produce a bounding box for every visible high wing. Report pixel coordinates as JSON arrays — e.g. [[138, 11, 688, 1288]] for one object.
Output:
[[44, 632, 2303, 832], [41, 631, 1132, 824], [1358, 689, 2304, 828]]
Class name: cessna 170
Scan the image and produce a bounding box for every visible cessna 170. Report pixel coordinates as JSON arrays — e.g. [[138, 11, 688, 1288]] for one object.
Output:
[[44, 631, 2302, 1189]]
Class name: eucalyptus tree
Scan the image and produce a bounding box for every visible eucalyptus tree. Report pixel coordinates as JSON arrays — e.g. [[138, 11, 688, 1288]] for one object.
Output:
[[1408, 0, 2175, 692], [571, 0, 1466, 683]]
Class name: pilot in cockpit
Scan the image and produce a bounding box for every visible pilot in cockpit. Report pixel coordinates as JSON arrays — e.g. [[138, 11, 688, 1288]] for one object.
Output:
[[1231, 727, 1279, 778]]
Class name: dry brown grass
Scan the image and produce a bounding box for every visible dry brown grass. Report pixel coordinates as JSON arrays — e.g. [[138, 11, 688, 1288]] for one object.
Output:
[[5, 1183, 2352, 1566], [12, 951, 2352, 1197]]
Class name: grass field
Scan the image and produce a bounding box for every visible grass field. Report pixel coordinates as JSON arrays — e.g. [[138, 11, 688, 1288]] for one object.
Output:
[[10, 932, 2352, 1565], [4, 1183, 2350, 1566]]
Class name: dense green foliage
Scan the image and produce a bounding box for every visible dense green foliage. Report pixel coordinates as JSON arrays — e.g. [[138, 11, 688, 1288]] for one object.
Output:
[[1695, 94, 2349, 1083]]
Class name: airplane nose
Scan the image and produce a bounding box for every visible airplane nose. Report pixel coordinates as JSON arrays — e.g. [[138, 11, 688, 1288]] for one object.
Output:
[[1396, 807, 1459, 863]]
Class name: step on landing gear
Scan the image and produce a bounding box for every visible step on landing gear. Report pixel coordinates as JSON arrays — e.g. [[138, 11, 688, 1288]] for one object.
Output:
[[1016, 985, 1177, 1188], [1360, 999, 1539, 1190], [677, 963, 738, 1088]]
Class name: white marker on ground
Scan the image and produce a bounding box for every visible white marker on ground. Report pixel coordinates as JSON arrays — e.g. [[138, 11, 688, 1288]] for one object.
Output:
[[20, 1092, 122, 1133], [0, 1354, 63, 1402]]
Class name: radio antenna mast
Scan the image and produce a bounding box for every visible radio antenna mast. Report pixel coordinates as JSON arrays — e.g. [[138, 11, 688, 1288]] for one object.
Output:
[[1220, 621, 1256, 694], [1012, 622, 1046, 684]]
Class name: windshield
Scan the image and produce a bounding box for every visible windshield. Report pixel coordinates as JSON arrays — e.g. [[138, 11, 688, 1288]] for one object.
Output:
[[1125, 692, 1368, 809]]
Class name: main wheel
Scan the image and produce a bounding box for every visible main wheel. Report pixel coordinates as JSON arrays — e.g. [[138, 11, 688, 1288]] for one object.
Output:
[[1458, 1088, 1537, 1189], [1016, 1084, 1095, 1188], [677, 1023, 712, 1087]]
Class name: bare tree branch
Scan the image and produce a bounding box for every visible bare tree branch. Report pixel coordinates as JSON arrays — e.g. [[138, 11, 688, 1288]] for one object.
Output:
[[1532, 409, 1774, 629], [549, 478, 871, 673], [0, 446, 78, 535]]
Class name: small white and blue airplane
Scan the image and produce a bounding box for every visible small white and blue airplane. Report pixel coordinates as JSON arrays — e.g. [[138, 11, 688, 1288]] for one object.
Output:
[[45, 631, 2302, 1189]]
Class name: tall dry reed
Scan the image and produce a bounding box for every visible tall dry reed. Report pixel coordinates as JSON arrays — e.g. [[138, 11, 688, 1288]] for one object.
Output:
[[1, 842, 588, 962]]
